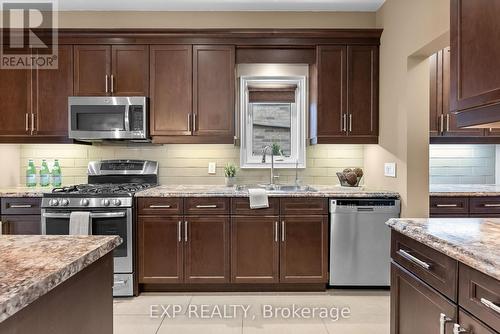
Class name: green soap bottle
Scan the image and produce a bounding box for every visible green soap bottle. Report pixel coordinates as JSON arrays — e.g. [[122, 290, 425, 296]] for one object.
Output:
[[26, 160, 37, 187], [51, 159, 62, 187]]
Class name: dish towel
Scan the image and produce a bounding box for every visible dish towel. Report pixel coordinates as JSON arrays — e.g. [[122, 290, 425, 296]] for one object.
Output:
[[69, 212, 91, 235], [248, 188, 269, 209]]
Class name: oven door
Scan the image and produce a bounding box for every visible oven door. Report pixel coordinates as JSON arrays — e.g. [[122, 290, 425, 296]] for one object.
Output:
[[68, 96, 147, 140], [41, 208, 133, 273]]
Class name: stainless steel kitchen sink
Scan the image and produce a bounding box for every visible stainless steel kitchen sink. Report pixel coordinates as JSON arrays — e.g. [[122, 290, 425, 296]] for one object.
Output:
[[236, 184, 317, 193]]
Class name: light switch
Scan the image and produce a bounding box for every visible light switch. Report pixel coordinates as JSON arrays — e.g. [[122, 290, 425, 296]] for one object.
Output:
[[384, 163, 397, 178], [208, 162, 216, 175]]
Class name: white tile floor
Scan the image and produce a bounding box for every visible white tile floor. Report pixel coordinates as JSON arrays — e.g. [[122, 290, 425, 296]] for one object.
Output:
[[113, 290, 390, 334]]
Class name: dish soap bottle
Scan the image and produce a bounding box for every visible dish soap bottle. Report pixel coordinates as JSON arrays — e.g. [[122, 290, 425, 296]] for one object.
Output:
[[39, 160, 50, 187], [51, 159, 62, 187], [26, 160, 37, 187]]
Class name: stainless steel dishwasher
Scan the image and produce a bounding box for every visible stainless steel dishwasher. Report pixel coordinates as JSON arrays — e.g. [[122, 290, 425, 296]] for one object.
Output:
[[329, 198, 400, 287]]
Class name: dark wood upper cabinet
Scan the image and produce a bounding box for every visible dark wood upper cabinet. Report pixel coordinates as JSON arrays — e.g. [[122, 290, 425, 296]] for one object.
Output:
[[34, 45, 73, 137], [314, 44, 378, 144], [193, 45, 235, 139], [74, 45, 111, 96], [150, 45, 193, 136], [184, 216, 230, 284], [280, 216, 328, 283], [111, 45, 149, 96], [451, 0, 500, 128], [347, 45, 378, 140], [0, 68, 31, 137]]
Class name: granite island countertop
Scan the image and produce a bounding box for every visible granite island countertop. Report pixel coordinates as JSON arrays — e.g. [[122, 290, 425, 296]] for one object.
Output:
[[0, 235, 121, 323], [134, 184, 400, 198], [387, 218, 500, 280], [430, 184, 500, 197]]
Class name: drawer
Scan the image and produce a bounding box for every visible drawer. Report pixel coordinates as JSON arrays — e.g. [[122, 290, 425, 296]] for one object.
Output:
[[280, 198, 328, 216], [470, 197, 500, 215], [137, 198, 183, 215], [430, 196, 469, 216], [459, 264, 500, 332], [231, 197, 279, 216], [1, 197, 41, 215], [391, 231, 458, 301], [458, 309, 497, 334], [184, 198, 229, 215]]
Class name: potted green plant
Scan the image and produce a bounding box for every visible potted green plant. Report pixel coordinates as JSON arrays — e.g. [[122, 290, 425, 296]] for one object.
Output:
[[224, 163, 237, 187]]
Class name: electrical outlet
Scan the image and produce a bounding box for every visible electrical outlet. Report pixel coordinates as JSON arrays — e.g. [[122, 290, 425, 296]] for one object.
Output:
[[208, 162, 216, 175], [384, 163, 397, 178]]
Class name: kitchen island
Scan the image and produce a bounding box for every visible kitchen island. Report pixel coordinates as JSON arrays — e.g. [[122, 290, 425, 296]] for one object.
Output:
[[0, 235, 121, 334], [387, 218, 500, 334]]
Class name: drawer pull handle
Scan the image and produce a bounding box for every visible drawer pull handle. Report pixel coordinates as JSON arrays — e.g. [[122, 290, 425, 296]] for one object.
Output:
[[453, 324, 468, 334], [397, 249, 431, 270], [480, 298, 500, 314], [149, 205, 171, 208], [195, 205, 217, 208], [483, 204, 500, 208], [9, 204, 33, 208], [435, 204, 459, 208]]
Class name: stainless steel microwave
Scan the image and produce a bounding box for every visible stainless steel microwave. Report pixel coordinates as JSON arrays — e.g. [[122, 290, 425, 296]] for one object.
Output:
[[68, 96, 148, 141]]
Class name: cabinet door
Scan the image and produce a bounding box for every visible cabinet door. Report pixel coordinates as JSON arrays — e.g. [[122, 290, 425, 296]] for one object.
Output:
[[280, 216, 328, 283], [74, 45, 110, 96], [138, 216, 183, 284], [457, 309, 497, 334], [450, 0, 500, 114], [150, 45, 192, 136], [34, 45, 73, 137], [347, 45, 378, 141], [0, 68, 31, 137], [184, 216, 230, 283], [1, 215, 41, 235], [111, 45, 149, 96], [193, 45, 235, 138], [316, 45, 347, 141], [391, 263, 457, 334], [231, 216, 279, 283]]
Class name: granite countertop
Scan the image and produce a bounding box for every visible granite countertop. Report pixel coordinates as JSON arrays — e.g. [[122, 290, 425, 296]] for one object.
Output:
[[134, 184, 400, 198], [387, 218, 500, 280], [0, 187, 53, 197], [0, 235, 121, 323], [430, 184, 500, 197]]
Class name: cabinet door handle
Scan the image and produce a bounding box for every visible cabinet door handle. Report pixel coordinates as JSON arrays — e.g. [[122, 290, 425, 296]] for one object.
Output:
[[31, 113, 35, 134], [110, 74, 114, 94], [193, 113, 197, 132], [105, 75, 109, 93], [341, 114, 347, 132], [446, 114, 450, 132], [9, 204, 33, 208], [274, 221, 278, 242], [397, 249, 431, 270], [0, 221, 2, 235], [184, 221, 188, 242], [281, 221, 285, 242], [440, 114, 445, 133], [480, 298, 500, 314], [25, 113, 29, 132], [178, 221, 182, 242], [348, 114, 352, 132], [187, 113, 192, 132], [149, 204, 171, 208], [440, 313, 452, 334], [436, 204, 458, 208], [453, 324, 468, 334], [195, 205, 217, 208], [482, 203, 500, 208]]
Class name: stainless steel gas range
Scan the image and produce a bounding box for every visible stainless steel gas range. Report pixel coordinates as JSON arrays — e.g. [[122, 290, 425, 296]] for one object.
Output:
[[41, 160, 158, 297]]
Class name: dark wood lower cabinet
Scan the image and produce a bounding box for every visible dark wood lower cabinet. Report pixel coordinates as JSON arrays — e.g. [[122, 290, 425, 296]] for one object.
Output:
[[184, 216, 230, 283], [138, 216, 183, 284], [391, 262, 457, 334], [231, 216, 279, 283], [458, 309, 497, 334], [280, 216, 328, 283], [1, 215, 41, 235]]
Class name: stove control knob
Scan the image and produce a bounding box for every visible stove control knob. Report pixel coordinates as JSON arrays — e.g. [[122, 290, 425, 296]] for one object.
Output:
[[102, 199, 110, 207], [60, 199, 69, 206], [112, 199, 121, 206], [49, 199, 59, 206], [80, 199, 90, 207]]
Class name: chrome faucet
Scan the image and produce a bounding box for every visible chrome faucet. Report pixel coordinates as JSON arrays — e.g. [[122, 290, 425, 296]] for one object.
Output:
[[262, 145, 278, 188]]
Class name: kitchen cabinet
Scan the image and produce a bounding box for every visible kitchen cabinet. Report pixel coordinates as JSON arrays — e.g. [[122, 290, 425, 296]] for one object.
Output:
[[0, 45, 72, 141], [451, 0, 500, 128], [314, 45, 378, 144], [0, 197, 42, 235], [74, 45, 148, 96], [430, 196, 500, 218], [150, 45, 235, 144]]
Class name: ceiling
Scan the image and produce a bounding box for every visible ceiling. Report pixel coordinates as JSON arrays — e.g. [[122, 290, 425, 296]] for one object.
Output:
[[57, 0, 386, 12]]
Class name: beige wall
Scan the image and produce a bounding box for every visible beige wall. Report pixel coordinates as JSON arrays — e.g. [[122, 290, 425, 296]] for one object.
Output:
[[0, 145, 20, 187], [56, 11, 376, 29], [364, 0, 450, 216]]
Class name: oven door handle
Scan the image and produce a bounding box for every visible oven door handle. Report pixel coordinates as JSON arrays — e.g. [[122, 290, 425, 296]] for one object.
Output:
[[43, 212, 127, 219]]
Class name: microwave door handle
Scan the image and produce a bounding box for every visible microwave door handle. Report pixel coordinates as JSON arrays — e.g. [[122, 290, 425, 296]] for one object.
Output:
[[125, 105, 131, 132]]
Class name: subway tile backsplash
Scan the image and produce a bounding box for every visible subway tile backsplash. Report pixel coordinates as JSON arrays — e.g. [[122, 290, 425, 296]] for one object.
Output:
[[19, 144, 364, 186], [429, 144, 496, 185]]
